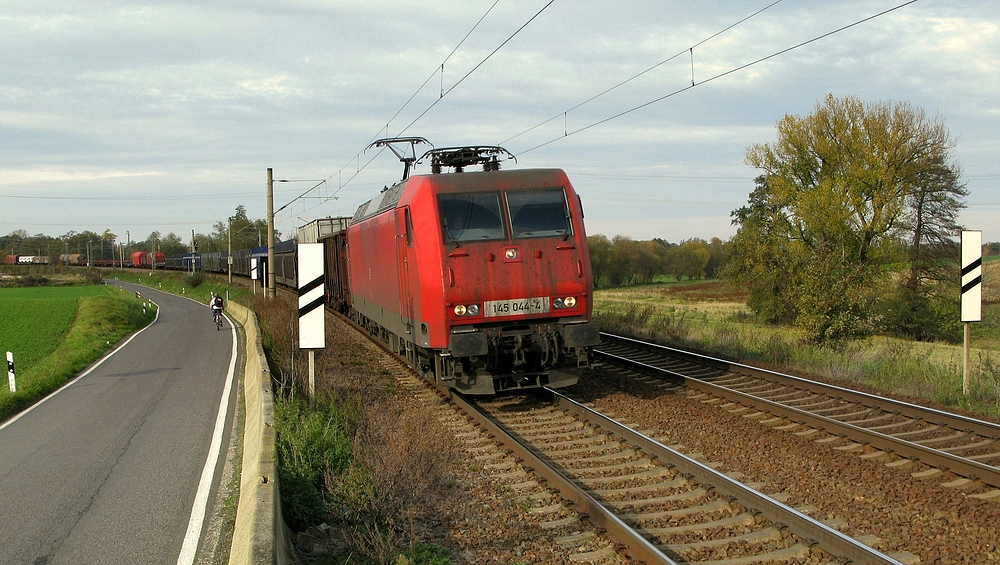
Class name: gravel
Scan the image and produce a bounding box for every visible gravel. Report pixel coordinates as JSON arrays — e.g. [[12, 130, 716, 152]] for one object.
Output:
[[569, 367, 1000, 564]]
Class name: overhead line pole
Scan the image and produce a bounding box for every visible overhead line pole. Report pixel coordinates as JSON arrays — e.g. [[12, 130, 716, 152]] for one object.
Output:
[[267, 168, 276, 299]]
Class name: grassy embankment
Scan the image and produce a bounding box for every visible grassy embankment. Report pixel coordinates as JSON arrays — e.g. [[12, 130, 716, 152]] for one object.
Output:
[[245, 292, 457, 565], [0, 285, 154, 421], [593, 264, 1000, 419], [107, 269, 250, 306]]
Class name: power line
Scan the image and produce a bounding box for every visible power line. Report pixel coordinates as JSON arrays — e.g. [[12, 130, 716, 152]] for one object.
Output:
[[501, 0, 785, 146], [514, 0, 920, 156], [280, 0, 557, 216]]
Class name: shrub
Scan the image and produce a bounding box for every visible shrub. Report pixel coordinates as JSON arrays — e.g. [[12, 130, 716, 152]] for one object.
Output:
[[83, 269, 103, 285], [593, 301, 691, 344], [16, 275, 50, 287], [329, 397, 457, 562], [879, 286, 962, 343], [184, 271, 207, 288]]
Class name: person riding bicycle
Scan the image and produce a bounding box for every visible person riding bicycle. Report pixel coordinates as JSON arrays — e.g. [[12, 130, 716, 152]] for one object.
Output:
[[210, 293, 224, 323]]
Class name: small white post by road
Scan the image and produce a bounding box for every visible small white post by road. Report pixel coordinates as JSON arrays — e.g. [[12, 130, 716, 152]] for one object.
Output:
[[297, 243, 326, 405], [6, 351, 15, 393], [961, 230, 983, 396]]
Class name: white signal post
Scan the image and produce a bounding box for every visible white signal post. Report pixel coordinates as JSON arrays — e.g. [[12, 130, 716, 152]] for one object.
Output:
[[298, 243, 326, 404], [961, 230, 983, 396], [6, 351, 15, 393], [250, 257, 259, 295]]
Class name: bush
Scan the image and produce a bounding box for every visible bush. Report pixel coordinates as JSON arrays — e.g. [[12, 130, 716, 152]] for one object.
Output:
[[83, 269, 104, 285], [879, 286, 962, 343], [16, 275, 50, 287], [593, 301, 691, 344], [184, 271, 207, 288]]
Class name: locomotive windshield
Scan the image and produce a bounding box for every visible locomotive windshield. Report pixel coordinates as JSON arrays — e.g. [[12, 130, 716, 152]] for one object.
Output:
[[438, 193, 505, 242], [507, 188, 572, 239], [439, 188, 573, 243]]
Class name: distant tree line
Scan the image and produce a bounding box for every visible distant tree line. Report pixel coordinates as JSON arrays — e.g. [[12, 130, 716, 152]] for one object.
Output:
[[587, 235, 727, 288], [1, 205, 276, 263]]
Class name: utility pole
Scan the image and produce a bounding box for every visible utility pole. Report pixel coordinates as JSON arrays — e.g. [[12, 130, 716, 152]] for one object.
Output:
[[267, 168, 275, 298], [227, 218, 232, 284]]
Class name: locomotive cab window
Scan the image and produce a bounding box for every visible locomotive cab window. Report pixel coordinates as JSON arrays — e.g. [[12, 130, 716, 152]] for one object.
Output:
[[507, 188, 572, 239], [438, 193, 505, 243]]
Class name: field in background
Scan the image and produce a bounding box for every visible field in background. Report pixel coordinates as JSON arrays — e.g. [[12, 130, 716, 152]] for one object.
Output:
[[593, 275, 1000, 419], [0, 285, 153, 421], [0, 286, 109, 373]]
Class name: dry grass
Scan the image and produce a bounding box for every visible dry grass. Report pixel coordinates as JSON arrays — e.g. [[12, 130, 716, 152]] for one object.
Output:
[[594, 283, 1000, 419], [245, 292, 460, 562]]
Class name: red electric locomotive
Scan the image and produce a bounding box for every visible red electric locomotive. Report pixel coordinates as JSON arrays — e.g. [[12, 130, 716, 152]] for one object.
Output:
[[325, 140, 599, 394]]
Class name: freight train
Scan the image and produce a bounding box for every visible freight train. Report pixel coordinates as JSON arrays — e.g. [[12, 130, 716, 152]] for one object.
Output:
[[168, 142, 599, 394]]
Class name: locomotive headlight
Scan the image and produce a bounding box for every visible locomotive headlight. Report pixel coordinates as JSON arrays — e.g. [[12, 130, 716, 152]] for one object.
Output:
[[553, 296, 578, 309], [453, 304, 481, 316]]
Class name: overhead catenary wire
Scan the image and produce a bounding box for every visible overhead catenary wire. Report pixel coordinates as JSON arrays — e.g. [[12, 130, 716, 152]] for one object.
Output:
[[514, 0, 920, 156], [500, 0, 786, 146], [278, 0, 554, 217]]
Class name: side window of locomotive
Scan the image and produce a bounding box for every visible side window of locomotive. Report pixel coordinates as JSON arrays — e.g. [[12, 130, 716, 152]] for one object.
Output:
[[507, 188, 572, 239], [404, 208, 413, 247], [437, 193, 505, 243]]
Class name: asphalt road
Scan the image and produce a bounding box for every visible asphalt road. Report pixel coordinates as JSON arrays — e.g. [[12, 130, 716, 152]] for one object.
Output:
[[0, 282, 239, 565]]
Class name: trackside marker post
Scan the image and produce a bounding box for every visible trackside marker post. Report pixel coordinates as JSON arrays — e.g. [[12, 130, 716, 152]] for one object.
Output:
[[961, 230, 982, 396], [298, 243, 326, 405], [7, 351, 14, 393]]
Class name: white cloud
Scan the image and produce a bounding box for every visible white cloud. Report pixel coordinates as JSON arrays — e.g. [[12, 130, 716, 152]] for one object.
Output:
[[0, 0, 997, 243], [0, 168, 162, 185]]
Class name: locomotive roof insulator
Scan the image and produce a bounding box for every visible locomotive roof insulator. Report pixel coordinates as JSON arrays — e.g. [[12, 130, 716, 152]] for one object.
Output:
[[366, 137, 433, 180], [420, 146, 515, 174]]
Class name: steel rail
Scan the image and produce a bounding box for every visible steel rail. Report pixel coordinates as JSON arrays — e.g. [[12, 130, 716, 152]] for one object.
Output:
[[449, 391, 679, 565], [601, 332, 1000, 439], [547, 389, 906, 565], [594, 341, 1000, 489]]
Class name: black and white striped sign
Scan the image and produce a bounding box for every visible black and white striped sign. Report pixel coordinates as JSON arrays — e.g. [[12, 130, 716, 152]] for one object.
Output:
[[6, 351, 14, 393], [961, 230, 982, 322], [298, 243, 326, 349]]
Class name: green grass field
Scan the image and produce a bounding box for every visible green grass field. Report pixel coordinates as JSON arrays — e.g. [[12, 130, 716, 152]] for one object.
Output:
[[0, 286, 109, 374], [0, 285, 154, 421]]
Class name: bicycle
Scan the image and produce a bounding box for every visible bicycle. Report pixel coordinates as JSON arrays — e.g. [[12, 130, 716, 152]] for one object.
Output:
[[213, 309, 224, 331]]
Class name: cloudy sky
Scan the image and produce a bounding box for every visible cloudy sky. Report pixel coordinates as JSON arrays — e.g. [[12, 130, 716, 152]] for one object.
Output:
[[2, 0, 998, 247]]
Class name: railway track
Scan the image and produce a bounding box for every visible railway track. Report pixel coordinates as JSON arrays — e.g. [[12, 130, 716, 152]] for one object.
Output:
[[594, 332, 1000, 494], [457, 389, 911, 564], [336, 303, 910, 563]]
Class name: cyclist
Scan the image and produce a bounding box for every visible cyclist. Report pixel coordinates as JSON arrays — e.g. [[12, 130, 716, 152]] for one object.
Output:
[[210, 293, 224, 325]]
